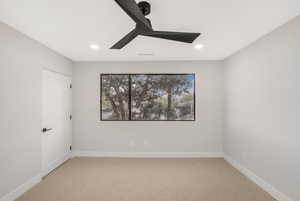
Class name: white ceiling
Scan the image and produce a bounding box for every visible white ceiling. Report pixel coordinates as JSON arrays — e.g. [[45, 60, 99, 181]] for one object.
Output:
[[0, 0, 300, 61]]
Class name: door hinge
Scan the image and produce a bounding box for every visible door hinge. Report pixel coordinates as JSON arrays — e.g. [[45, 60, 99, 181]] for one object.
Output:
[[70, 84, 72, 89], [69, 115, 72, 120]]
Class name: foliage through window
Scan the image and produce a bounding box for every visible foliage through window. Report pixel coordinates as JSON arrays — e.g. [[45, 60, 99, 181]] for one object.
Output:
[[100, 74, 195, 121]]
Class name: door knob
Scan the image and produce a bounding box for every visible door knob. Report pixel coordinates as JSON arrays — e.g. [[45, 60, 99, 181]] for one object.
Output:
[[42, 128, 53, 133]]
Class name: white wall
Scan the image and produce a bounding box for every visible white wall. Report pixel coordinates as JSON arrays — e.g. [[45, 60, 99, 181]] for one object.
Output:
[[72, 61, 224, 155], [224, 16, 300, 201], [0, 21, 72, 198]]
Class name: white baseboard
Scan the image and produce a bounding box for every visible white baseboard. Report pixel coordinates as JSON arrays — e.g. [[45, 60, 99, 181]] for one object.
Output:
[[0, 174, 41, 201], [72, 151, 223, 158], [42, 151, 71, 177], [224, 155, 293, 201]]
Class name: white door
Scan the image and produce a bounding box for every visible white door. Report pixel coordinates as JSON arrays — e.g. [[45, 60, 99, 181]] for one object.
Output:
[[42, 70, 72, 176]]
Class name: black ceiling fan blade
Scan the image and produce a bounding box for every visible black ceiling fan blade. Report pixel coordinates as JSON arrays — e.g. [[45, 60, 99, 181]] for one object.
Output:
[[111, 29, 139, 49], [114, 0, 152, 30], [143, 31, 201, 43]]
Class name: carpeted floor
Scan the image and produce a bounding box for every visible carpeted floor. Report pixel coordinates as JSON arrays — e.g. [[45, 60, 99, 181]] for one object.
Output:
[[16, 157, 275, 201]]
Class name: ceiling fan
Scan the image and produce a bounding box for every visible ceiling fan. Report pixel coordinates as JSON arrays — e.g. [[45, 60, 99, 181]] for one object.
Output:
[[111, 0, 201, 49]]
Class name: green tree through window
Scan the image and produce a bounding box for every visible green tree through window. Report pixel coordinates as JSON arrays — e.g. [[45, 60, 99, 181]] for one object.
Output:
[[101, 74, 195, 121]]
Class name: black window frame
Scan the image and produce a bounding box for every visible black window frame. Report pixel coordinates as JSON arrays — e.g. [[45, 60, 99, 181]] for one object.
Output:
[[100, 73, 196, 121]]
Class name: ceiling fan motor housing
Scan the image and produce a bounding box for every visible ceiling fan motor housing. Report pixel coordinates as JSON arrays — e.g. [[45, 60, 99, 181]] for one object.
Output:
[[138, 1, 151, 16]]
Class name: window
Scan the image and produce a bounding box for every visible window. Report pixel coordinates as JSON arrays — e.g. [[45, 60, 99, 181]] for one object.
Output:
[[100, 74, 195, 121]]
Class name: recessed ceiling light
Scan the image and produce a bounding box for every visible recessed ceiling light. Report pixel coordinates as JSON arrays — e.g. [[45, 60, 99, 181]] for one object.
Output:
[[194, 44, 204, 49], [90, 44, 100, 50]]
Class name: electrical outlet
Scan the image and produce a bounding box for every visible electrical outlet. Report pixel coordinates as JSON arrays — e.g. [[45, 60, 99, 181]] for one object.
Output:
[[129, 140, 135, 147], [242, 152, 247, 161]]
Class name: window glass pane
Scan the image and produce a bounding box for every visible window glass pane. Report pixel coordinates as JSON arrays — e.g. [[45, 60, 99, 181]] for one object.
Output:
[[101, 74, 129, 120], [131, 74, 195, 121]]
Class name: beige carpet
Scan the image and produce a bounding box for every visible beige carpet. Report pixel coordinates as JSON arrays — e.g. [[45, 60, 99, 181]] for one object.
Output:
[[16, 157, 275, 201]]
